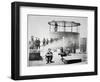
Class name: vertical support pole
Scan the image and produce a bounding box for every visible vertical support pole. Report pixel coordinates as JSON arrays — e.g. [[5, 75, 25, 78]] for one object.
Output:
[[64, 21, 66, 32], [54, 22, 58, 32]]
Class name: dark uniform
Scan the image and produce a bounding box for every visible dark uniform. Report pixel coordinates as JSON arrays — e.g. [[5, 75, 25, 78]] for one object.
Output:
[[45, 51, 53, 64]]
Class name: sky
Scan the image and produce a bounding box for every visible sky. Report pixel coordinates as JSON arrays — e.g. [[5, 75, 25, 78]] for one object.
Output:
[[28, 15, 87, 40]]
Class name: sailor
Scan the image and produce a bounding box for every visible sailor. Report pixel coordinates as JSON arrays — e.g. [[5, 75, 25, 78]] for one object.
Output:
[[45, 48, 54, 64]]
